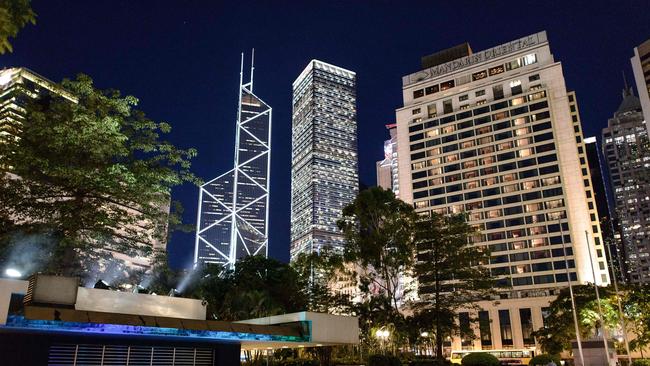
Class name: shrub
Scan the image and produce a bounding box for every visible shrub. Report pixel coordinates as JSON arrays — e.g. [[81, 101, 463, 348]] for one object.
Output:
[[277, 358, 319, 366], [528, 354, 561, 366], [460, 352, 499, 366], [368, 354, 401, 366], [409, 359, 451, 366], [632, 360, 650, 366]]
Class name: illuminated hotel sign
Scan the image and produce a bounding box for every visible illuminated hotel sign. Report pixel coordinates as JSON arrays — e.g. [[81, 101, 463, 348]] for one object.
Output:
[[403, 31, 548, 86]]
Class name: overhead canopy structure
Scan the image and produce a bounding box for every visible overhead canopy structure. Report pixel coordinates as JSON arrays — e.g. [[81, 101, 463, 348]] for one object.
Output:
[[0, 276, 359, 366]]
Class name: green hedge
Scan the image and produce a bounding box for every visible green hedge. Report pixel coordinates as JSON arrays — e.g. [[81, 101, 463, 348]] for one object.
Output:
[[276, 358, 319, 366], [368, 354, 402, 366], [528, 354, 561, 365], [632, 360, 650, 366], [409, 359, 451, 366], [460, 352, 499, 366]]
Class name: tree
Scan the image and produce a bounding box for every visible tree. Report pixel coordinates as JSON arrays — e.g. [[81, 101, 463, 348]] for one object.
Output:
[[292, 247, 351, 313], [413, 212, 497, 359], [532, 285, 619, 355], [195, 255, 306, 321], [337, 187, 417, 311], [625, 285, 650, 357], [0, 74, 198, 278], [0, 0, 36, 54]]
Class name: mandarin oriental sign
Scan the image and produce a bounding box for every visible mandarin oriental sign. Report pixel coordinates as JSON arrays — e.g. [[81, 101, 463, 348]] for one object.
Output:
[[403, 31, 547, 87]]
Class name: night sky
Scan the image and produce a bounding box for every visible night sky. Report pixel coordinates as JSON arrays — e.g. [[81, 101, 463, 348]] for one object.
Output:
[[4, 1, 650, 268]]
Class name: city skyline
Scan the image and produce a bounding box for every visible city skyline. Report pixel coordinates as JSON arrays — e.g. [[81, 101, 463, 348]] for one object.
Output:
[[4, 1, 649, 268]]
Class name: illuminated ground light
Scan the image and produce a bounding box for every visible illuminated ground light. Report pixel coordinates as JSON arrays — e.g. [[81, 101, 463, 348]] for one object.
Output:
[[2, 316, 311, 344]]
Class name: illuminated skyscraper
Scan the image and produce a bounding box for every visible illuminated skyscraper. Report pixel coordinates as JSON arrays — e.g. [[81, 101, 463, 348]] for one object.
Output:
[[194, 54, 272, 268], [290, 60, 358, 261], [602, 85, 650, 284], [396, 32, 610, 351]]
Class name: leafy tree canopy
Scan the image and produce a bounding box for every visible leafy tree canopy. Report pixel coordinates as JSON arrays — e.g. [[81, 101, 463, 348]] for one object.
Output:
[[0, 0, 36, 54], [0, 74, 198, 277]]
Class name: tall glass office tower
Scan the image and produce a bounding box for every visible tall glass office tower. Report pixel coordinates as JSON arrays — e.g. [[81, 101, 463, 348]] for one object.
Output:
[[195, 54, 272, 268], [290, 60, 358, 261]]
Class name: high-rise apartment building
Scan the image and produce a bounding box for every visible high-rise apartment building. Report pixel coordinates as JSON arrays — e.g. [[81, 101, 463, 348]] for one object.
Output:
[[396, 32, 610, 351], [376, 124, 399, 194], [0, 67, 168, 273], [195, 55, 272, 268], [631, 39, 650, 125], [290, 60, 358, 261], [602, 86, 650, 284]]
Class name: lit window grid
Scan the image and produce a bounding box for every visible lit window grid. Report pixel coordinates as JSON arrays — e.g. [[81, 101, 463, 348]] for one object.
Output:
[[407, 86, 607, 288], [194, 78, 272, 268], [290, 63, 358, 261]]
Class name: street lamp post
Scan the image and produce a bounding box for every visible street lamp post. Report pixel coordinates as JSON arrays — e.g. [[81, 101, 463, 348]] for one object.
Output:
[[376, 328, 391, 354]]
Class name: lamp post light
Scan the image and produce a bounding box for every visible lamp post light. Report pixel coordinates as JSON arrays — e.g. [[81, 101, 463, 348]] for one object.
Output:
[[376, 328, 391, 354]]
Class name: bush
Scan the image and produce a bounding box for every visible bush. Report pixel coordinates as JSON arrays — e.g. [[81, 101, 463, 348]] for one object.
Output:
[[409, 359, 451, 366], [277, 359, 319, 366], [632, 360, 650, 366], [460, 352, 499, 366], [528, 354, 561, 365], [368, 354, 401, 366]]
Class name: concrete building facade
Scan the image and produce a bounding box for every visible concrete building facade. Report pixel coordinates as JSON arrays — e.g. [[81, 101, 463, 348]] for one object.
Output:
[[290, 60, 359, 260], [395, 32, 610, 353]]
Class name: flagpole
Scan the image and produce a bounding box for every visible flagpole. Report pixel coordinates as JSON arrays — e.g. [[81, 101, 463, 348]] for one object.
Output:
[[559, 220, 584, 366], [605, 241, 632, 365], [585, 230, 611, 365]]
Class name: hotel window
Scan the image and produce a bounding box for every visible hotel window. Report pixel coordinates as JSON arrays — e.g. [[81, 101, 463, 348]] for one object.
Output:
[[476, 126, 492, 135], [440, 80, 455, 91], [510, 96, 526, 106], [425, 85, 439, 95], [487, 209, 502, 218], [520, 309, 535, 346], [489, 65, 505, 76], [459, 104, 470, 110], [465, 180, 480, 189], [476, 89, 486, 97], [518, 148, 533, 157], [476, 99, 487, 105], [412, 108, 421, 115], [413, 89, 424, 98], [442, 125, 456, 134], [499, 310, 513, 347], [461, 140, 476, 148], [443, 99, 453, 114], [525, 202, 543, 212], [501, 173, 517, 182], [498, 141, 513, 150], [493, 111, 509, 120], [515, 127, 530, 136], [493, 85, 504, 100], [503, 183, 519, 193], [516, 137, 533, 147], [427, 104, 437, 118], [430, 177, 443, 185], [473, 70, 488, 81], [529, 74, 540, 82], [513, 116, 528, 125], [480, 156, 496, 165], [425, 129, 439, 138], [531, 238, 548, 248], [529, 90, 546, 101], [479, 311, 492, 348], [459, 312, 473, 348], [506, 58, 522, 71], [459, 94, 469, 102], [522, 53, 537, 66]]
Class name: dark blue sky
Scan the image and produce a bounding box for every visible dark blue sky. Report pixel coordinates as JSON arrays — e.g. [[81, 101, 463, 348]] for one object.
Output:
[[4, 1, 649, 268]]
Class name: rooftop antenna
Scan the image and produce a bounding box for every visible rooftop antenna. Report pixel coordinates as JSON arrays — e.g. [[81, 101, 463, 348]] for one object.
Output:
[[622, 70, 632, 97], [250, 48, 255, 92], [239, 52, 244, 88]]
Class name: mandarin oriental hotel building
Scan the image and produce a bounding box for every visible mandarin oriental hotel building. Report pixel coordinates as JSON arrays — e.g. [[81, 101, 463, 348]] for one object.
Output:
[[396, 32, 610, 352]]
